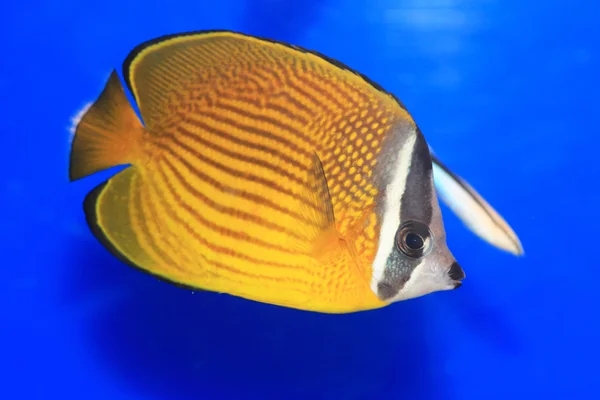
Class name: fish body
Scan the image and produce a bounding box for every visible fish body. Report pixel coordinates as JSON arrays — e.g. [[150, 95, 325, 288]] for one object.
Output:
[[70, 31, 519, 313]]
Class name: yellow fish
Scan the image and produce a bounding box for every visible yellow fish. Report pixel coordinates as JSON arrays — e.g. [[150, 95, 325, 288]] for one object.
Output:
[[69, 30, 516, 313]]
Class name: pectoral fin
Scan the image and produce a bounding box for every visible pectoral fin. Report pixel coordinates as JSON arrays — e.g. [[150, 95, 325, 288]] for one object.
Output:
[[288, 152, 357, 264], [430, 149, 524, 256]]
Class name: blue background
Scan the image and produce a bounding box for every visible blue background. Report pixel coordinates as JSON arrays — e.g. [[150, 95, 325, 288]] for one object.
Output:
[[1, 0, 598, 399]]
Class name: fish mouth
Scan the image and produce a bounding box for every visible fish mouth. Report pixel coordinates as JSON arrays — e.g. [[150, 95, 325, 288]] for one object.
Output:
[[448, 261, 465, 289]]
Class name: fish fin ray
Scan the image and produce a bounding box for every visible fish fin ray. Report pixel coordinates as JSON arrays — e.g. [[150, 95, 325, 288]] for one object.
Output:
[[307, 151, 336, 229], [289, 152, 359, 266], [69, 70, 144, 181], [84, 167, 206, 291], [430, 151, 524, 256], [120, 30, 410, 129], [286, 152, 337, 255]]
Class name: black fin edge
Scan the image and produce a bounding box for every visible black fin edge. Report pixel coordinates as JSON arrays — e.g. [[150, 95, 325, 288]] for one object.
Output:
[[121, 29, 409, 112], [83, 177, 205, 293]]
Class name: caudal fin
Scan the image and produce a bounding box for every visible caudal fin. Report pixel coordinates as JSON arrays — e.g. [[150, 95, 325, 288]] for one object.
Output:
[[69, 70, 144, 181]]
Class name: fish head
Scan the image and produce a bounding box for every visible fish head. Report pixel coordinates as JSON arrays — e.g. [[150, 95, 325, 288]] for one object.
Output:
[[370, 123, 464, 304]]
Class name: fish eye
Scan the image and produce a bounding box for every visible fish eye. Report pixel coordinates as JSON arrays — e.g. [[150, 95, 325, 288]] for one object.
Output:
[[396, 221, 432, 258]]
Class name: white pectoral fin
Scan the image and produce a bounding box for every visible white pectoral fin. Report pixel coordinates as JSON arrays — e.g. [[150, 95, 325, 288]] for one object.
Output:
[[430, 148, 524, 256]]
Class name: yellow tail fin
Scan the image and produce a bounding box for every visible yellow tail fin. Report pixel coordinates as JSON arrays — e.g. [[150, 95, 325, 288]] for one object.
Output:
[[69, 70, 144, 181]]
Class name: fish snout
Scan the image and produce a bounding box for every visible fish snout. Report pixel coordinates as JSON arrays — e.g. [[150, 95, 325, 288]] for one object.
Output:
[[448, 261, 465, 289]]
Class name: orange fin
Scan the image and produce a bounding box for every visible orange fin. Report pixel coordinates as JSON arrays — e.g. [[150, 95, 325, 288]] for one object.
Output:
[[84, 168, 156, 270], [306, 151, 336, 230], [69, 70, 144, 181], [120, 30, 410, 131], [84, 167, 206, 292], [290, 152, 355, 263], [288, 152, 335, 253]]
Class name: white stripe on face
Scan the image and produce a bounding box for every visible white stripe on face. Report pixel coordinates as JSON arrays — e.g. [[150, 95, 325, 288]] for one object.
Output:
[[370, 130, 417, 295]]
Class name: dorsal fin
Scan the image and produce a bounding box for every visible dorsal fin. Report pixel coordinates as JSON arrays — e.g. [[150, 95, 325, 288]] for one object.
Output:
[[121, 30, 411, 129]]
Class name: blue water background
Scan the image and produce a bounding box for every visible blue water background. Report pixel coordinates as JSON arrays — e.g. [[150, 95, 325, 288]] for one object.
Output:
[[1, 0, 598, 399]]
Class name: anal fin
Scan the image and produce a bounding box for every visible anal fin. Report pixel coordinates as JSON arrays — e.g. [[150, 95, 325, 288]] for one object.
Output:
[[84, 167, 203, 291]]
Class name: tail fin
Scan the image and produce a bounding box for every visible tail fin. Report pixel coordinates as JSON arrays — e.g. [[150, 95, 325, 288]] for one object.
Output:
[[69, 70, 144, 181]]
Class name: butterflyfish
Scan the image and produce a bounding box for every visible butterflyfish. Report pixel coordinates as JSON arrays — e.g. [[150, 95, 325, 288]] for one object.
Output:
[[69, 30, 521, 313]]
